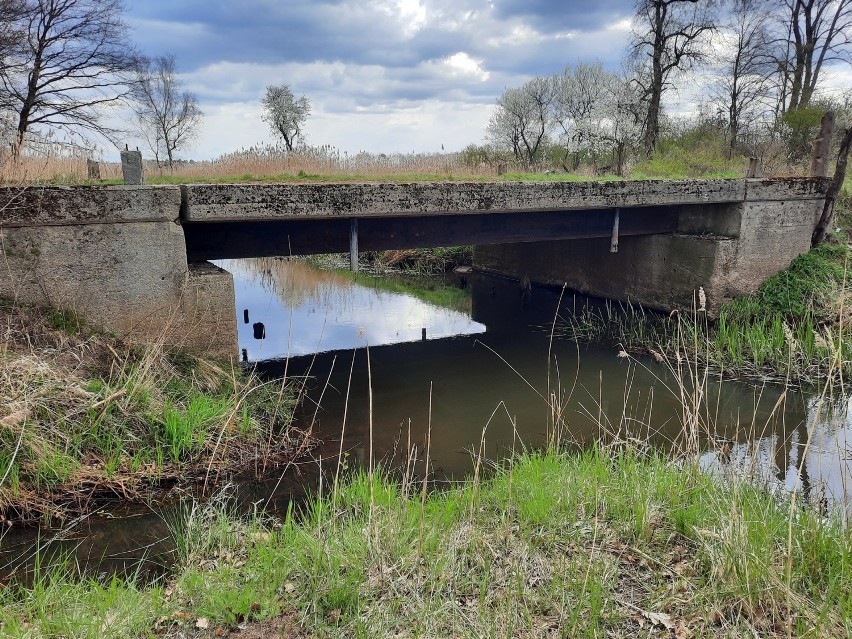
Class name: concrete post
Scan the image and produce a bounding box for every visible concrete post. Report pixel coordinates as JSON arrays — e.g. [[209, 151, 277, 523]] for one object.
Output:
[[747, 157, 759, 178], [120, 148, 144, 185], [810, 111, 835, 177], [86, 159, 101, 180]]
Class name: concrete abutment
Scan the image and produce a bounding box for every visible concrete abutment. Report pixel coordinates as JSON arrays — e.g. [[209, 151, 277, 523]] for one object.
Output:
[[473, 180, 825, 316], [0, 186, 237, 358]]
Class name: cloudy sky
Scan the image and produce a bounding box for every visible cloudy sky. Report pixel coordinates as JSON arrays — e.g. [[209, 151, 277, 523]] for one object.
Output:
[[122, 0, 636, 160]]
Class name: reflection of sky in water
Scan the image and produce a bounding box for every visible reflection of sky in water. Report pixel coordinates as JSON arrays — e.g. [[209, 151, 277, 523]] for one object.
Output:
[[700, 396, 852, 519], [217, 259, 485, 359]]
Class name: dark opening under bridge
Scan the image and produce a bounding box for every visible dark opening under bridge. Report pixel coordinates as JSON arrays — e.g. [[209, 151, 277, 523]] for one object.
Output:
[[0, 177, 831, 356]]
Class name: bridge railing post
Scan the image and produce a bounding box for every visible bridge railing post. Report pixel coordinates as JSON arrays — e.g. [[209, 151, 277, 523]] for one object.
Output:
[[810, 111, 835, 178]]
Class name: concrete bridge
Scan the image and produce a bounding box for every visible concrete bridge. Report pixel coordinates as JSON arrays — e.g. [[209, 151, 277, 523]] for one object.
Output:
[[0, 177, 830, 356]]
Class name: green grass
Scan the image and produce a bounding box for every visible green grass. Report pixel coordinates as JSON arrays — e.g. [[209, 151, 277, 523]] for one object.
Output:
[[2, 448, 850, 637], [307, 249, 473, 312], [352, 272, 471, 312], [559, 241, 852, 385], [45, 308, 82, 334], [0, 303, 297, 522]]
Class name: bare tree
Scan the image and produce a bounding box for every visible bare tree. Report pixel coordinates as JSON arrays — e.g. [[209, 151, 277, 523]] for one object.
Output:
[[552, 63, 611, 170], [780, 0, 852, 112], [0, 0, 140, 151], [630, 0, 716, 156], [261, 84, 311, 151], [599, 74, 645, 176], [486, 76, 556, 167], [712, 0, 776, 151], [0, 1, 25, 67], [131, 54, 202, 168]]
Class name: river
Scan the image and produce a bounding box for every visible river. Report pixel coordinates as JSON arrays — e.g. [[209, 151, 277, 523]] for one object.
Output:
[[2, 257, 850, 582]]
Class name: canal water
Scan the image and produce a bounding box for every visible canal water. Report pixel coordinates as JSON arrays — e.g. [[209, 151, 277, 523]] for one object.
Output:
[[2, 257, 851, 581]]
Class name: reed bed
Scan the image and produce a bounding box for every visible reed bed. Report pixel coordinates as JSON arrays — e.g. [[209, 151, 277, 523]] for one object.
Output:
[[159, 144, 492, 180], [0, 154, 122, 184], [0, 144, 509, 185]]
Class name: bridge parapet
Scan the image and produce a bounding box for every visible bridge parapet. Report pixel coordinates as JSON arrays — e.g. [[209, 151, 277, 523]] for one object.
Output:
[[476, 177, 831, 316], [182, 178, 755, 221]]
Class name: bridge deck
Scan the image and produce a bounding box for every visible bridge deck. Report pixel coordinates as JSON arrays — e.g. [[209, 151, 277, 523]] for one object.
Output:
[[178, 178, 829, 261], [181, 178, 749, 221]]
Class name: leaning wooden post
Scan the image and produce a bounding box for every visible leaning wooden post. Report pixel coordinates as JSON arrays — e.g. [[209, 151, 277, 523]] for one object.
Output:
[[349, 217, 359, 272], [812, 126, 852, 246], [810, 111, 835, 178]]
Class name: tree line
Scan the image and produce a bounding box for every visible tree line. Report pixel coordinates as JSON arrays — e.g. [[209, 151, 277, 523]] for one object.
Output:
[[0, 0, 311, 167], [484, 0, 852, 174]]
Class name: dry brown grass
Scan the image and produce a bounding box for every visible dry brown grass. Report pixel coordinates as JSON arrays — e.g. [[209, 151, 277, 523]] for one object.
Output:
[[153, 144, 492, 180], [0, 147, 122, 183], [0, 302, 309, 525], [0, 144, 505, 184]]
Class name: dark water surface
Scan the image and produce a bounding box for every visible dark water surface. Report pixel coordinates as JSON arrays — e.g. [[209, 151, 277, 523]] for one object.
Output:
[[2, 257, 851, 582]]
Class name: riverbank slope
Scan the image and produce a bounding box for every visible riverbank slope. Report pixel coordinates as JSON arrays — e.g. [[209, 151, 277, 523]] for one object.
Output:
[[0, 301, 306, 524], [1, 448, 850, 637]]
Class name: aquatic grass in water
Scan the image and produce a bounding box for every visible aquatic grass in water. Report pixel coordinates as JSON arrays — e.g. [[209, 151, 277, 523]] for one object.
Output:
[[554, 242, 852, 385]]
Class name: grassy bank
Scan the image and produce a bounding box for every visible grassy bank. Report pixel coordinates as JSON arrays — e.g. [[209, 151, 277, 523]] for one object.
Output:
[[559, 240, 852, 386], [1, 447, 849, 637], [0, 302, 304, 524]]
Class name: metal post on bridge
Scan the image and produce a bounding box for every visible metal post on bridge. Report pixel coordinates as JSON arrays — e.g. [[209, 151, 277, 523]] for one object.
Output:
[[349, 217, 359, 272], [610, 208, 620, 253]]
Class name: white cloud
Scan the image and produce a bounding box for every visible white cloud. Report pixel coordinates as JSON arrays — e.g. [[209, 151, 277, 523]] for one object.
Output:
[[109, 0, 637, 162], [442, 52, 490, 81], [397, 0, 428, 36]]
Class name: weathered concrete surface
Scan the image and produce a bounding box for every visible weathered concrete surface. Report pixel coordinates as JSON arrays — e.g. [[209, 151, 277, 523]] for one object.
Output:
[[476, 235, 738, 315], [0, 186, 236, 357], [180, 262, 238, 357], [120, 149, 145, 185], [475, 179, 829, 315], [183, 179, 749, 221], [744, 177, 831, 201], [0, 185, 176, 226]]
